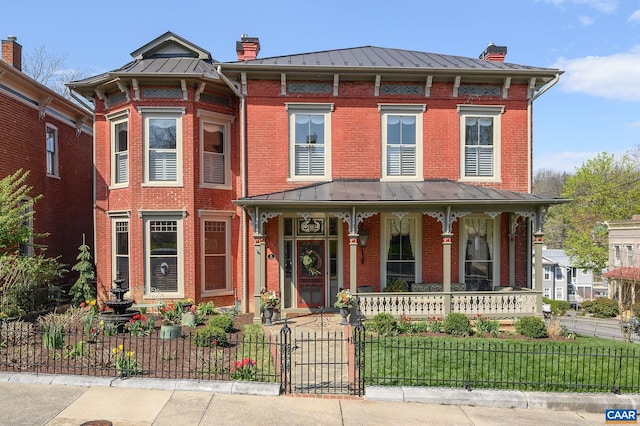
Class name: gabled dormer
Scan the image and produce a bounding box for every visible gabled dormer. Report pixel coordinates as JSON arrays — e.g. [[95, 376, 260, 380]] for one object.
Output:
[[130, 31, 214, 61]]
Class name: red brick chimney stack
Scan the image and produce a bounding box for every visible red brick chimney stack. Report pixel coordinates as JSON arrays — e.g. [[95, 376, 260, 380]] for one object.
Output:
[[236, 34, 260, 61], [479, 43, 507, 62], [2, 35, 22, 71]]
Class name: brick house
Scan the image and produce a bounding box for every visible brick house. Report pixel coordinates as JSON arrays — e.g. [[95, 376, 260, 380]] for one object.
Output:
[[603, 216, 640, 307], [1, 36, 93, 273], [69, 32, 566, 319]]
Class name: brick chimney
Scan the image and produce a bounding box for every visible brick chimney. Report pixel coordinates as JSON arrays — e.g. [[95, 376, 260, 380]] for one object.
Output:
[[236, 34, 260, 61], [479, 43, 507, 62], [2, 35, 22, 71]]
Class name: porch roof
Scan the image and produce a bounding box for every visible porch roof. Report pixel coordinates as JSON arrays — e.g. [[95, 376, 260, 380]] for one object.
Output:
[[234, 179, 568, 212], [603, 267, 640, 282]]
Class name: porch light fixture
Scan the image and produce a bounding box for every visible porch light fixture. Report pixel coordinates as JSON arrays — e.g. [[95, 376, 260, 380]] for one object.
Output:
[[358, 229, 369, 264]]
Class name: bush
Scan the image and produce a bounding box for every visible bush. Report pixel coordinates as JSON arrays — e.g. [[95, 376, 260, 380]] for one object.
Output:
[[207, 314, 234, 333], [369, 313, 398, 336], [443, 313, 472, 336], [631, 303, 640, 319], [581, 297, 619, 318], [515, 316, 548, 338], [473, 314, 500, 337], [542, 297, 570, 316], [194, 326, 228, 347]]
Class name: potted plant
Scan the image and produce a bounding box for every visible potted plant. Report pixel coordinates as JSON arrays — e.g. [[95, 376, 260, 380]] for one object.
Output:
[[334, 289, 357, 325], [158, 303, 182, 338], [260, 290, 280, 326]]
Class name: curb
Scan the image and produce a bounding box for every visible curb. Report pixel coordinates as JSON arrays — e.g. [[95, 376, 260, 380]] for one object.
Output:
[[365, 386, 640, 413]]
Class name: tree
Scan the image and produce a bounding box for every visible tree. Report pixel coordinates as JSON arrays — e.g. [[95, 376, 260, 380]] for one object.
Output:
[[533, 169, 572, 249], [0, 169, 43, 256], [22, 45, 92, 101], [69, 234, 96, 306], [561, 152, 640, 271]]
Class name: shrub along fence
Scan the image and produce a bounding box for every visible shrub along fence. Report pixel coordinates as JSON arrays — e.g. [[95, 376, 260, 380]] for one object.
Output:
[[1, 319, 639, 395]]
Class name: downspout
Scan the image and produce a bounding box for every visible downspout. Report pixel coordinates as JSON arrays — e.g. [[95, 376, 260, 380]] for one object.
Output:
[[217, 66, 248, 312], [527, 73, 560, 193]]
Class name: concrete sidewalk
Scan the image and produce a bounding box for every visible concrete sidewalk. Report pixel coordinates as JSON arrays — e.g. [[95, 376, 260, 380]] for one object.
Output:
[[0, 372, 631, 425]]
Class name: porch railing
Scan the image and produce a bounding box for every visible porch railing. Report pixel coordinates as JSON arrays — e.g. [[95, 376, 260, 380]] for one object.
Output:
[[356, 289, 542, 319]]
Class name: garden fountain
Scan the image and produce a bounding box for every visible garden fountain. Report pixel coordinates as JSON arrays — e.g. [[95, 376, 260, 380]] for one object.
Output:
[[99, 275, 138, 332]]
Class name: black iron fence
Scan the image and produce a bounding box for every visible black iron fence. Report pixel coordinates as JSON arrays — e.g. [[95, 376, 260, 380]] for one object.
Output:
[[1, 319, 639, 395]]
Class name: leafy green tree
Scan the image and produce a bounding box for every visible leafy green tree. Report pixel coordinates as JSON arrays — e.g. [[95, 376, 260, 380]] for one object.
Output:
[[69, 235, 95, 306], [561, 152, 640, 271], [0, 169, 43, 256]]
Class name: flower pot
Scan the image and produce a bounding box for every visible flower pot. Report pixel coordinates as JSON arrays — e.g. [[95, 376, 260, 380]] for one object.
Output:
[[160, 324, 181, 339], [181, 312, 196, 327], [263, 307, 274, 326], [339, 307, 350, 325]]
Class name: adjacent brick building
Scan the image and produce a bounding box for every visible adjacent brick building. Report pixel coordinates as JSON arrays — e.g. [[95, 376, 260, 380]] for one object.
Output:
[[1, 36, 93, 275]]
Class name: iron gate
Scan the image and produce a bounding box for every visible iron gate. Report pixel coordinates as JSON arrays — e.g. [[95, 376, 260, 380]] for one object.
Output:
[[279, 319, 364, 395]]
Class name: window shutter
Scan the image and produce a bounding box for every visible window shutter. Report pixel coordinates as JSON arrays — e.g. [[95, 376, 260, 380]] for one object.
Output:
[[150, 150, 177, 181], [478, 147, 493, 176], [465, 147, 478, 175], [295, 145, 324, 175], [203, 152, 224, 184], [116, 152, 128, 183]]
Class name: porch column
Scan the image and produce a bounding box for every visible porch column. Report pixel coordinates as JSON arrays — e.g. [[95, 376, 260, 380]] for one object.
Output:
[[442, 232, 453, 316], [533, 231, 544, 314], [509, 232, 516, 287], [253, 236, 266, 324], [348, 233, 358, 294]]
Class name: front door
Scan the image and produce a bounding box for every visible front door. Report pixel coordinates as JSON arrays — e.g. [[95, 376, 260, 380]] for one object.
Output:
[[297, 240, 325, 308]]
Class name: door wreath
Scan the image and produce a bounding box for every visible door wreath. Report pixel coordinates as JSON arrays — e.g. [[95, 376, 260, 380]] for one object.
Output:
[[300, 244, 322, 276]]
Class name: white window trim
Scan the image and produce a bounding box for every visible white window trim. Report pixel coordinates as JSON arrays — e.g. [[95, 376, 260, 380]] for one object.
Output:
[[286, 103, 333, 182], [614, 244, 621, 267], [379, 213, 422, 288], [543, 266, 551, 281], [107, 109, 130, 188], [199, 210, 234, 297], [458, 105, 504, 183], [141, 212, 184, 299], [197, 110, 234, 190], [458, 214, 501, 287], [45, 123, 59, 178], [379, 104, 425, 182], [138, 106, 185, 187], [19, 197, 34, 257]]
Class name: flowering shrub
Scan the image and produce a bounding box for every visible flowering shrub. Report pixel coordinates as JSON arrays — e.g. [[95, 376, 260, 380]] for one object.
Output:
[[473, 314, 500, 337], [112, 344, 139, 376], [260, 290, 280, 309], [427, 316, 443, 333], [334, 289, 356, 308], [126, 313, 156, 336], [194, 326, 228, 347], [230, 357, 257, 381]]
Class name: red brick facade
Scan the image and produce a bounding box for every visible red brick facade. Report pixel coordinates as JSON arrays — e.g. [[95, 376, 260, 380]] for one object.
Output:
[[0, 40, 93, 275]]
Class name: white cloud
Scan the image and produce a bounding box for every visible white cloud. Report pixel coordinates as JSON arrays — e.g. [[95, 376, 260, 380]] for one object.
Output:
[[578, 15, 594, 25], [629, 10, 640, 23], [537, 0, 617, 13], [554, 48, 640, 101]]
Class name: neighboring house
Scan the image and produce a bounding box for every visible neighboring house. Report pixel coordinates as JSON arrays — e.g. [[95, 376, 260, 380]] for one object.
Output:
[[534, 248, 593, 306], [68, 32, 566, 318], [602, 216, 640, 307], [0, 36, 93, 273]]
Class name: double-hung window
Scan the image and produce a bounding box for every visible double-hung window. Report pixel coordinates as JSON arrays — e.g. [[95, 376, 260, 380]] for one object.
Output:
[[286, 103, 333, 181], [142, 211, 185, 297], [458, 105, 503, 181], [198, 110, 233, 188], [461, 216, 499, 291], [139, 107, 184, 186], [112, 217, 130, 290], [107, 110, 129, 187], [200, 212, 233, 295], [379, 104, 425, 180], [382, 215, 421, 287], [46, 124, 58, 177]]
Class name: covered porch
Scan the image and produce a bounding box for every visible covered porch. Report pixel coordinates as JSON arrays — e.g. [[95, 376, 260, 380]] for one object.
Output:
[[234, 179, 567, 321]]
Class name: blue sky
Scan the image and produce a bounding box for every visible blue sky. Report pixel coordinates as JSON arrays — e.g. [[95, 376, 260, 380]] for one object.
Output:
[[2, 0, 639, 173]]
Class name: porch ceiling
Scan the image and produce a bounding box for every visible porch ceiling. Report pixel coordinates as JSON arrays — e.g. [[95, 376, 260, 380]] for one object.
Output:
[[234, 179, 568, 212]]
